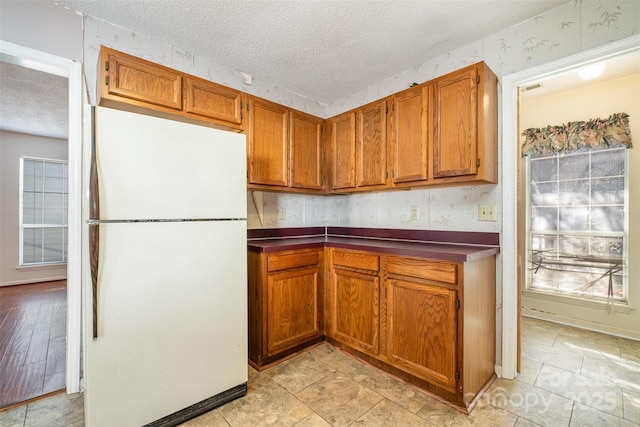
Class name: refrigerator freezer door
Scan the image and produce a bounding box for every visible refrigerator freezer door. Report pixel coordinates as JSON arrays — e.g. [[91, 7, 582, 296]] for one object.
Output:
[[85, 221, 247, 426], [94, 106, 246, 221]]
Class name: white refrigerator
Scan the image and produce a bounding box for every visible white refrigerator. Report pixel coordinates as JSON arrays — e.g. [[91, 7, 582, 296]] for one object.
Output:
[[85, 107, 248, 427]]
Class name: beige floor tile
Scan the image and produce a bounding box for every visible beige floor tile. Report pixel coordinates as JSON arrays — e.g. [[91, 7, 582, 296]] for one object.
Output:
[[179, 409, 231, 427], [265, 352, 336, 394], [318, 349, 380, 382], [293, 412, 333, 427], [581, 357, 640, 395], [534, 364, 624, 418], [514, 416, 542, 426], [623, 389, 640, 424], [217, 376, 312, 426], [24, 392, 84, 427], [521, 342, 584, 373], [552, 333, 621, 364], [415, 395, 477, 426], [570, 401, 638, 427], [358, 367, 433, 413], [483, 378, 572, 426], [517, 357, 543, 385], [295, 372, 383, 427], [0, 405, 27, 427], [355, 398, 435, 426]]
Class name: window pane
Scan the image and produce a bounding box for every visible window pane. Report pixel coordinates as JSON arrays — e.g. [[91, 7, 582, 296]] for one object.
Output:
[[530, 182, 557, 206], [530, 157, 557, 182], [592, 177, 624, 204], [558, 235, 589, 255], [559, 179, 589, 205], [559, 206, 589, 231], [591, 149, 624, 177], [590, 206, 624, 232], [531, 207, 557, 230], [559, 153, 589, 180]]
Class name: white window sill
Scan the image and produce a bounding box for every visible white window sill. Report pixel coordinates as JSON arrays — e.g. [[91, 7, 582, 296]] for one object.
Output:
[[17, 263, 67, 272], [522, 289, 634, 314]]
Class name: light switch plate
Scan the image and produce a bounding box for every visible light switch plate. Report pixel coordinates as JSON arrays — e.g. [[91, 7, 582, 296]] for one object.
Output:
[[478, 204, 497, 221], [410, 206, 419, 220], [278, 208, 286, 220]]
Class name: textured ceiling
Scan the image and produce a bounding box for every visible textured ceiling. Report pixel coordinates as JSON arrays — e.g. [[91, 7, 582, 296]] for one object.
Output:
[[57, 0, 567, 104], [0, 61, 68, 140]]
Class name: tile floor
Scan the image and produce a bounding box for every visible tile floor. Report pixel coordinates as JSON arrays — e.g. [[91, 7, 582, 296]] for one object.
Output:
[[1, 316, 638, 426]]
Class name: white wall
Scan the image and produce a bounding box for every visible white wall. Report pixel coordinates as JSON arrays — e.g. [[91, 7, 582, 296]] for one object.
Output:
[[0, 130, 68, 286], [519, 73, 640, 339]]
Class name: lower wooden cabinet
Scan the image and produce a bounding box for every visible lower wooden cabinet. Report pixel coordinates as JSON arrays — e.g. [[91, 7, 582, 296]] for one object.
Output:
[[325, 248, 496, 413], [386, 278, 458, 389], [331, 256, 380, 356], [248, 248, 324, 369]]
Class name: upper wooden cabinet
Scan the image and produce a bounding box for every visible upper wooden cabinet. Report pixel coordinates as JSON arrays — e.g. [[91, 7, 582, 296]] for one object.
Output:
[[246, 96, 325, 192], [290, 111, 324, 190], [246, 96, 289, 187], [329, 61, 498, 193], [330, 100, 389, 192], [98, 46, 244, 131], [329, 111, 357, 189], [431, 62, 497, 184], [389, 85, 429, 185], [357, 100, 388, 188], [183, 77, 243, 126]]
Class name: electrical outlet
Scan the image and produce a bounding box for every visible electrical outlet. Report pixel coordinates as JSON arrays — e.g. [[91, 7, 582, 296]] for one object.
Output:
[[410, 206, 419, 220], [478, 204, 497, 221], [278, 208, 286, 220]]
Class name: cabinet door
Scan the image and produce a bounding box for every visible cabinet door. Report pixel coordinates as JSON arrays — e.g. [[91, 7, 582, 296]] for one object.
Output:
[[391, 86, 429, 184], [330, 111, 357, 189], [267, 266, 321, 355], [183, 77, 243, 126], [247, 97, 289, 186], [357, 100, 388, 187], [387, 279, 458, 388], [290, 110, 324, 190], [102, 47, 182, 110], [432, 65, 478, 178], [332, 269, 380, 355]]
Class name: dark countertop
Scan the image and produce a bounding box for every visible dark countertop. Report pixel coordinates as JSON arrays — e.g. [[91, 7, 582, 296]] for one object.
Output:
[[248, 227, 499, 263]]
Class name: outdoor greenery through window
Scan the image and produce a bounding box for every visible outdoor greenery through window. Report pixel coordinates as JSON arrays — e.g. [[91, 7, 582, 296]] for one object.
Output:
[[20, 157, 68, 265], [526, 147, 628, 301]]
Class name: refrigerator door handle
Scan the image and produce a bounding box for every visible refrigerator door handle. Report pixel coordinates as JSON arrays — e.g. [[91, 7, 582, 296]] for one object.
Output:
[[89, 107, 100, 338]]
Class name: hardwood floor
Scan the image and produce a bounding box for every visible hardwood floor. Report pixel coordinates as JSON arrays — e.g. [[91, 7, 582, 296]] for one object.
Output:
[[0, 280, 67, 409]]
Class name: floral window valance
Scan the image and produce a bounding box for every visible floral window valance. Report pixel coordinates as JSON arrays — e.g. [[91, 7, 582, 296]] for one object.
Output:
[[521, 112, 632, 156]]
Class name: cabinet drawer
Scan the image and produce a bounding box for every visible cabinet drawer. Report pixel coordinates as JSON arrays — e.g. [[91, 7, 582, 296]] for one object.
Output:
[[387, 257, 457, 284], [267, 251, 320, 272], [332, 250, 379, 272]]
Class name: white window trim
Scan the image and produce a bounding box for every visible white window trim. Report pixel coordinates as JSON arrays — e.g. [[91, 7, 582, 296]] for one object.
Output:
[[19, 156, 69, 266]]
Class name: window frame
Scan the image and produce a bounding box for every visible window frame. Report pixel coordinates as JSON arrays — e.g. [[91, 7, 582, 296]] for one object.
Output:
[[19, 156, 69, 266], [524, 146, 629, 303]]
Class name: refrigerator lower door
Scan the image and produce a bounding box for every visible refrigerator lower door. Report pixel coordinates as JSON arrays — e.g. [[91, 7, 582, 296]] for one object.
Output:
[[85, 220, 247, 427]]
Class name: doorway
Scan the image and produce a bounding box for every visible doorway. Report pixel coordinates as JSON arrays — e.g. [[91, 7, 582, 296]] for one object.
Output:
[[0, 41, 83, 403], [500, 34, 640, 379]]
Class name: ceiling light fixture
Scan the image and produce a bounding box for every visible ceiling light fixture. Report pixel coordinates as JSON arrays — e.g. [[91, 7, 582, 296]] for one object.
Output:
[[578, 62, 605, 80]]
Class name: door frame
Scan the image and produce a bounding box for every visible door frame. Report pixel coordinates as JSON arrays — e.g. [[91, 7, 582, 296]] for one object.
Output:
[[0, 40, 83, 393], [500, 34, 640, 380]]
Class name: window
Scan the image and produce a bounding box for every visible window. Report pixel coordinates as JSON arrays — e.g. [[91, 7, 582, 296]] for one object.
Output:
[[526, 147, 628, 301], [20, 157, 68, 265]]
